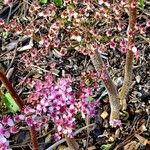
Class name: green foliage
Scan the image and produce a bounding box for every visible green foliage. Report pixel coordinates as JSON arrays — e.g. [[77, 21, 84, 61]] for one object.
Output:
[[39, 0, 63, 6], [88, 96, 94, 103], [100, 143, 114, 150], [2, 32, 8, 39], [39, 0, 48, 4], [85, 78, 93, 86], [2, 92, 20, 113], [53, 0, 63, 7], [138, 0, 145, 10], [120, 111, 129, 121]]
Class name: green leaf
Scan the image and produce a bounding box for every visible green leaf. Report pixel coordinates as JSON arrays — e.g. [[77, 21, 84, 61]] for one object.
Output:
[[53, 0, 63, 7], [87, 96, 94, 103], [2, 92, 20, 112], [45, 133, 51, 143], [2, 32, 8, 39], [138, 0, 145, 10], [85, 78, 93, 86], [39, 0, 48, 4], [120, 111, 129, 121], [100, 143, 114, 150]]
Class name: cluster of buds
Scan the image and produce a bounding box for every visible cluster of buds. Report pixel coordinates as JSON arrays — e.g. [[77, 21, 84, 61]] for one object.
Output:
[[0, 0, 148, 63], [0, 0, 148, 70]]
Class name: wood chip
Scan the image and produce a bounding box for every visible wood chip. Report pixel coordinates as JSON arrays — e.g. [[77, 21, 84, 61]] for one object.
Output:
[[124, 141, 140, 150], [88, 146, 96, 150], [100, 111, 109, 119]]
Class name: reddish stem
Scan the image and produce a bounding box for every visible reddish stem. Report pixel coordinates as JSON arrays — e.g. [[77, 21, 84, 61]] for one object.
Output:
[[30, 126, 39, 150], [0, 71, 39, 150], [0, 71, 24, 110]]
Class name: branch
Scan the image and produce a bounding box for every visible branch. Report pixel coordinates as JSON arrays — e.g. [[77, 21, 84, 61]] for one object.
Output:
[[90, 51, 120, 123], [119, 0, 137, 110]]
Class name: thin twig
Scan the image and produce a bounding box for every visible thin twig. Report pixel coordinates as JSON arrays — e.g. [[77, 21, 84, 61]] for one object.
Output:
[[46, 123, 95, 150]]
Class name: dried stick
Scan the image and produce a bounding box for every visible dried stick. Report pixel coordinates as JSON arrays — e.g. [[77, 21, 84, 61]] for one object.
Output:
[[90, 51, 120, 123], [119, 0, 137, 110], [0, 71, 39, 150], [46, 124, 95, 150]]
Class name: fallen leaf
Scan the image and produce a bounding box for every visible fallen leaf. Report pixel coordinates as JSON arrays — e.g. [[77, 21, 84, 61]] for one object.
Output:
[[2, 92, 20, 112], [124, 141, 140, 150], [100, 143, 114, 150], [88, 146, 96, 150], [101, 111, 109, 119]]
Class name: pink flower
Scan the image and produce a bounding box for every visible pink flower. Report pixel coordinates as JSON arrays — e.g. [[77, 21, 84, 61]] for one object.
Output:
[[110, 119, 122, 128], [0, 19, 5, 26], [139, 26, 146, 34], [34, 123, 41, 131], [131, 46, 140, 60], [28, 74, 99, 137], [109, 40, 116, 49], [53, 133, 61, 141], [117, 23, 125, 31], [4, 0, 13, 7], [10, 126, 19, 134], [131, 1, 136, 8], [25, 116, 35, 127], [146, 20, 150, 27], [119, 47, 127, 54], [2, 116, 14, 127], [101, 71, 108, 80], [120, 39, 126, 47], [106, 29, 113, 37], [24, 107, 35, 115], [127, 29, 133, 37], [60, 48, 67, 56], [13, 115, 25, 123]]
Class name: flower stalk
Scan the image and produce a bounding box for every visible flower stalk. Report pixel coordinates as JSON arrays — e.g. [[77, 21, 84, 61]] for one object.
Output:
[[90, 51, 120, 123], [0, 71, 39, 150], [119, 0, 137, 110]]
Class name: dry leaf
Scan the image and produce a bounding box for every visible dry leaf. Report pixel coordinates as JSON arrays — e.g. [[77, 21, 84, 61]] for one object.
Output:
[[57, 145, 68, 150], [88, 146, 96, 150], [124, 141, 140, 150], [101, 111, 109, 119], [135, 134, 149, 145], [18, 39, 33, 51]]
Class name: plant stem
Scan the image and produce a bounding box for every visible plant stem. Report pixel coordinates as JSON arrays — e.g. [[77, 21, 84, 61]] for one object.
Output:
[[0, 71, 39, 150], [30, 126, 39, 150], [119, 0, 137, 110], [90, 51, 120, 123], [65, 136, 79, 150], [0, 71, 24, 109]]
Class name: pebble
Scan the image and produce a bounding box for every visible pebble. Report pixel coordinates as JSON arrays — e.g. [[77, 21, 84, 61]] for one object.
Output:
[[115, 77, 123, 87], [135, 75, 141, 83]]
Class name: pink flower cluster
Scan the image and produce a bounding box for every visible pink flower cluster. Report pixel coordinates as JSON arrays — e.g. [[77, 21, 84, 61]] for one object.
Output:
[[28, 74, 99, 137], [0, 123, 10, 150], [0, 115, 22, 150]]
